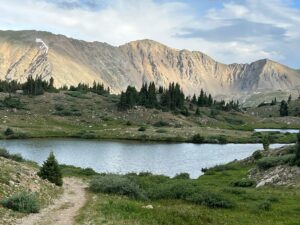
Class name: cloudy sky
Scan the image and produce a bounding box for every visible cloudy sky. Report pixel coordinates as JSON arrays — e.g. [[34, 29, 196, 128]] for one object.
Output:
[[0, 0, 300, 68]]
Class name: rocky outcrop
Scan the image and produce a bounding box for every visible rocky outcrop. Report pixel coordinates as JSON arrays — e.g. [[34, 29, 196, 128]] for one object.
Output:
[[249, 165, 300, 187], [0, 30, 300, 98]]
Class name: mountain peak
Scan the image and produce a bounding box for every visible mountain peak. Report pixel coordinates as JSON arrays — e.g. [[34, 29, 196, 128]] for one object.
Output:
[[0, 29, 299, 98]]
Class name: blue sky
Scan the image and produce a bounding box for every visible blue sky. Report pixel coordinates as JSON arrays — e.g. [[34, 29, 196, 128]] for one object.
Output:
[[0, 0, 300, 68]]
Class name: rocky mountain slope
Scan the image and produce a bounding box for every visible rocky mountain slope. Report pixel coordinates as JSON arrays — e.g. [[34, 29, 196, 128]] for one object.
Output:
[[0, 30, 300, 99], [0, 156, 61, 224]]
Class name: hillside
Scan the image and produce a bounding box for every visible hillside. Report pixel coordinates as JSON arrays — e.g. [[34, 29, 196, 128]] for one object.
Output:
[[0, 90, 299, 144], [0, 155, 61, 224], [0, 30, 300, 99]]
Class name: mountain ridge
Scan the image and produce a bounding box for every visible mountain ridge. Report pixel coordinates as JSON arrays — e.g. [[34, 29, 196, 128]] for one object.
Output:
[[0, 30, 299, 99]]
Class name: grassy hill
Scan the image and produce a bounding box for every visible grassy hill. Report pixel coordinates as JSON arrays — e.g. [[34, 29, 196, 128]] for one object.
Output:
[[0, 152, 61, 224], [0, 91, 299, 143]]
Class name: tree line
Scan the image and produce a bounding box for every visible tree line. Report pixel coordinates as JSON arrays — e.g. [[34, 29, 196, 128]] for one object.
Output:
[[0, 77, 110, 96], [118, 82, 240, 112]]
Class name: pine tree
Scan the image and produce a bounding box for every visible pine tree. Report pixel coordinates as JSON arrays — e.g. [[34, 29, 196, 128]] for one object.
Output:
[[262, 135, 270, 151], [147, 82, 157, 108], [279, 100, 289, 117], [296, 133, 300, 160], [191, 94, 197, 104], [288, 94, 292, 103], [195, 107, 200, 116], [198, 89, 204, 106], [139, 83, 148, 106], [38, 152, 63, 186]]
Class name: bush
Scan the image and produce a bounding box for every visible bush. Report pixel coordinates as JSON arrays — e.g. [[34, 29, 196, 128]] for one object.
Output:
[[205, 163, 238, 173], [138, 172, 153, 176], [153, 120, 169, 127], [173, 173, 190, 179], [257, 200, 272, 211], [156, 129, 167, 133], [191, 134, 205, 143], [217, 135, 227, 144], [138, 126, 146, 132], [257, 157, 280, 170], [0, 148, 24, 162], [54, 104, 64, 111], [38, 152, 63, 186], [1, 192, 40, 213], [262, 135, 270, 151], [252, 150, 263, 160], [4, 128, 14, 136], [257, 155, 295, 170], [187, 192, 234, 208], [126, 121, 132, 126], [147, 181, 198, 200], [89, 174, 146, 199], [2, 96, 24, 109], [0, 148, 10, 158], [9, 153, 24, 162], [231, 179, 256, 187]]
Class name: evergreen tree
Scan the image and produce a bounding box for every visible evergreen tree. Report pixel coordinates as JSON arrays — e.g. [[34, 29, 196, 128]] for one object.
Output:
[[191, 94, 197, 104], [147, 82, 157, 108], [296, 133, 300, 160], [139, 83, 148, 106], [197, 89, 205, 106], [38, 152, 63, 186], [195, 107, 200, 116], [279, 100, 289, 117], [262, 135, 270, 151], [288, 94, 292, 103]]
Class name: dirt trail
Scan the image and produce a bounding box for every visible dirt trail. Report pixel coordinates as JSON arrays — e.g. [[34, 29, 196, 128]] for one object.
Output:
[[16, 177, 87, 225]]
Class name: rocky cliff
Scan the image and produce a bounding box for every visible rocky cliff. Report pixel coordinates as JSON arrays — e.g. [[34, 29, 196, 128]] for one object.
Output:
[[0, 30, 299, 98]]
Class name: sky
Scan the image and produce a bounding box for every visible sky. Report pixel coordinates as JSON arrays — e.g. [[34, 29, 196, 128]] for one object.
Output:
[[0, 0, 300, 68]]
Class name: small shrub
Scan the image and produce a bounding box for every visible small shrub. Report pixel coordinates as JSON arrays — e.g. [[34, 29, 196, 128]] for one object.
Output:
[[257, 157, 280, 170], [4, 128, 14, 136], [54, 104, 64, 111], [174, 173, 190, 179], [257, 200, 272, 211], [153, 120, 169, 127], [1, 192, 40, 213], [187, 192, 234, 208], [267, 196, 279, 203], [0, 149, 24, 162], [231, 178, 256, 187], [206, 163, 238, 172], [9, 153, 24, 162], [2, 96, 24, 109], [223, 187, 246, 195], [252, 150, 263, 160], [0, 148, 10, 158], [138, 172, 153, 176], [126, 121, 132, 126], [89, 174, 145, 200], [217, 135, 227, 144], [257, 155, 295, 170], [148, 181, 198, 200], [138, 126, 146, 132], [191, 134, 205, 143], [156, 129, 167, 133]]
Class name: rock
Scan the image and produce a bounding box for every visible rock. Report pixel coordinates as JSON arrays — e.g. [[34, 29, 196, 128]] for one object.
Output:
[[142, 205, 154, 209]]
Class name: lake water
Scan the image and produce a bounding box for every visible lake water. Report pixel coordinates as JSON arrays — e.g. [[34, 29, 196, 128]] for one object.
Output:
[[254, 129, 299, 134], [0, 139, 287, 178]]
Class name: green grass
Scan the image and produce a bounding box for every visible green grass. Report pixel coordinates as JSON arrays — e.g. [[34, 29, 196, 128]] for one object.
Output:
[[0, 91, 299, 144], [74, 147, 300, 225]]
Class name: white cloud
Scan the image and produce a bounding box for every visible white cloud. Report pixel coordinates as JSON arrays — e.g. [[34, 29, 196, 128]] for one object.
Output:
[[0, 0, 299, 68]]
